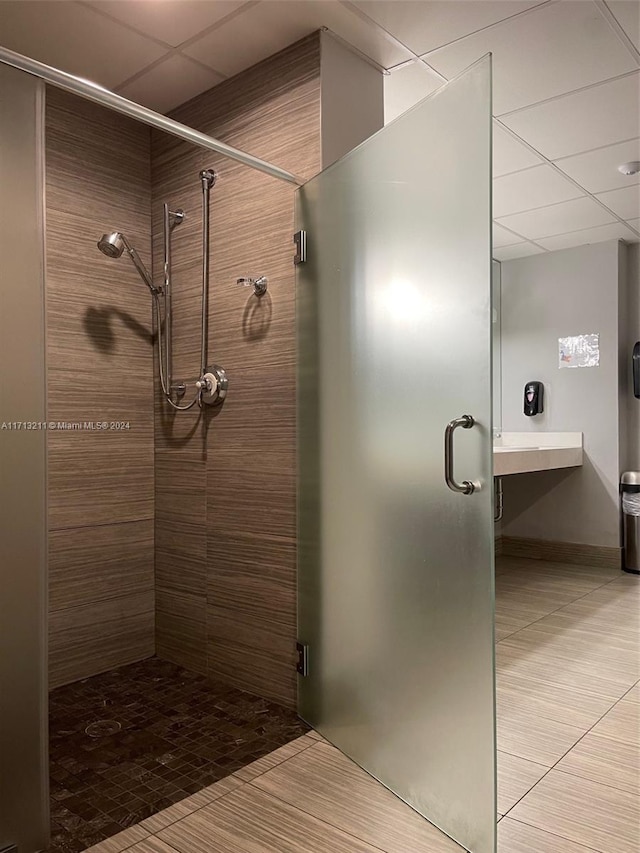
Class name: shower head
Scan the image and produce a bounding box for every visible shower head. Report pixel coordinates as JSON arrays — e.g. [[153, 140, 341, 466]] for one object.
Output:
[[97, 231, 125, 259], [96, 230, 158, 294]]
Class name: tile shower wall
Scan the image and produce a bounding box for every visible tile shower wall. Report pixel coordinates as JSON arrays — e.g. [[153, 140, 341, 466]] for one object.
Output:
[[46, 89, 155, 688], [151, 35, 322, 707]]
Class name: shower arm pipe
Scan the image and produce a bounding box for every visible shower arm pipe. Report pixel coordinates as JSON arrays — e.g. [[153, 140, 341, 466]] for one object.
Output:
[[0, 44, 303, 187]]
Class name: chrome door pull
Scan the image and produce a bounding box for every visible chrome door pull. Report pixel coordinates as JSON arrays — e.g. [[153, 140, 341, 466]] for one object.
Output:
[[444, 415, 478, 495]]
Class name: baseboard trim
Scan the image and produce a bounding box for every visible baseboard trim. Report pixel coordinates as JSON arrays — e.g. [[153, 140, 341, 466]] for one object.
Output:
[[501, 536, 621, 570]]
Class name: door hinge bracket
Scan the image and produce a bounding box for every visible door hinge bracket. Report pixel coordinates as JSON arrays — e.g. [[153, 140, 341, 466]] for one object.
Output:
[[296, 641, 309, 676], [294, 230, 307, 265]]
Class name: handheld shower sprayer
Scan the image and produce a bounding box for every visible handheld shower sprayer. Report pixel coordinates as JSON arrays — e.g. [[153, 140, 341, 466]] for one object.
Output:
[[95, 167, 226, 412]]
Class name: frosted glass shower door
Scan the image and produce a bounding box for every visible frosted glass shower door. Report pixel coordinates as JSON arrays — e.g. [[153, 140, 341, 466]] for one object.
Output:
[[296, 57, 495, 853]]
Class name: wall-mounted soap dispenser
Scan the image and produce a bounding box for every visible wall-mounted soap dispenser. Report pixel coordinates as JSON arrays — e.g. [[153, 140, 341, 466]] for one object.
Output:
[[524, 381, 544, 416]]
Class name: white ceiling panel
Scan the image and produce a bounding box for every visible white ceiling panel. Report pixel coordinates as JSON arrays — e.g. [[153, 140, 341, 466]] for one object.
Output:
[[353, 0, 544, 56], [493, 123, 543, 177], [555, 138, 640, 194], [501, 72, 640, 160], [493, 223, 527, 248], [493, 241, 545, 261], [493, 164, 584, 218], [536, 221, 639, 251], [88, 0, 248, 48], [606, 0, 640, 52], [184, 1, 413, 78], [384, 61, 443, 123], [0, 1, 167, 88], [496, 196, 616, 239], [595, 184, 640, 218], [423, 1, 638, 115], [117, 54, 224, 114]]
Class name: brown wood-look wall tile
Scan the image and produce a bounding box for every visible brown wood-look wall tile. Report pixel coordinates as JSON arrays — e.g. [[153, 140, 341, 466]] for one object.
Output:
[[47, 368, 154, 437], [155, 450, 207, 594], [155, 450, 206, 523], [207, 531, 296, 628], [49, 441, 154, 530], [206, 450, 295, 539], [46, 88, 155, 681], [46, 89, 150, 224], [49, 520, 153, 612], [156, 519, 206, 597], [156, 589, 207, 675], [152, 35, 322, 703], [49, 591, 154, 688], [207, 606, 296, 708], [205, 368, 295, 452]]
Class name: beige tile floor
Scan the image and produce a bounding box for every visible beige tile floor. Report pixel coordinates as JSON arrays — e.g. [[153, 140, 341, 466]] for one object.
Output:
[[85, 556, 639, 853]]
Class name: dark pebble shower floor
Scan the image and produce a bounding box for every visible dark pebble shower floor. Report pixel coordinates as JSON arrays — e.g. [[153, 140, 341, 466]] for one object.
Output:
[[47, 657, 308, 853]]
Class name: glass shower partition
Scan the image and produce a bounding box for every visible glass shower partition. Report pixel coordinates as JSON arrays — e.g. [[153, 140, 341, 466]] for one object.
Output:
[[0, 65, 49, 852], [297, 56, 495, 853]]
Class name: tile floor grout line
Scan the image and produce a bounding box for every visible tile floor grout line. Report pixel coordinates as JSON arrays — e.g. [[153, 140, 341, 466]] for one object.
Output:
[[496, 560, 639, 826], [548, 764, 640, 798], [243, 776, 398, 853], [500, 676, 640, 820], [144, 736, 319, 837], [231, 734, 319, 783], [501, 815, 606, 853], [496, 568, 629, 646]]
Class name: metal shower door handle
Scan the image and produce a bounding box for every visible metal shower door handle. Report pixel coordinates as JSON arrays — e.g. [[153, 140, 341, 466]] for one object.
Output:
[[444, 415, 478, 495]]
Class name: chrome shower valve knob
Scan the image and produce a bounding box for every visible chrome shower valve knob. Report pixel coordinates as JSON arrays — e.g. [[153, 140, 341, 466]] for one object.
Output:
[[197, 364, 228, 406], [196, 373, 217, 395]]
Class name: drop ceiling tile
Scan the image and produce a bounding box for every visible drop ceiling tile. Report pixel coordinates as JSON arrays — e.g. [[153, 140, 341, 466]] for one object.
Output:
[[493, 123, 543, 177], [353, 0, 544, 56], [555, 139, 640, 194], [502, 72, 640, 160], [493, 223, 526, 248], [0, 1, 167, 89], [596, 184, 640, 219], [607, 0, 640, 52], [117, 55, 224, 114], [496, 197, 616, 239], [384, 61, 443, 123], [423, 1, 638, 115], [184, 1, 412, 77], [493, 164, 584, 218], [493, 242, 546, 261], [537, 221, 640, 251], [88, 1, 248, 48]]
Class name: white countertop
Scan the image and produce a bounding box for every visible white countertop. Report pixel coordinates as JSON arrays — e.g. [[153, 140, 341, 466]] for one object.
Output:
[[493, 432, 583, 477]]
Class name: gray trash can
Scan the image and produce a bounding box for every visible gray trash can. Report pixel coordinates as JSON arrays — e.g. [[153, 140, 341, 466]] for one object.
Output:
[[621, 472, 640, 575]]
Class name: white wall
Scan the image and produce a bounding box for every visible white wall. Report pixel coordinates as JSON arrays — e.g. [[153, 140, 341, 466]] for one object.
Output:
[[320, 31, 384, 168], [500, 240, 626, 548]]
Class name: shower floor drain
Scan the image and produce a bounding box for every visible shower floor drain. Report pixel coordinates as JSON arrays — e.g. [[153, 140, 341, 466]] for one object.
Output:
[[85, 719, 122, 738]]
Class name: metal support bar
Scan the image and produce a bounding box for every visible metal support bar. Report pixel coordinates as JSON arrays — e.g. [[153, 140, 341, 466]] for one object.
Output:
[[0, 44, 303, 186], [162, 204, 184, 396], [200, 169, 215, 380]]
